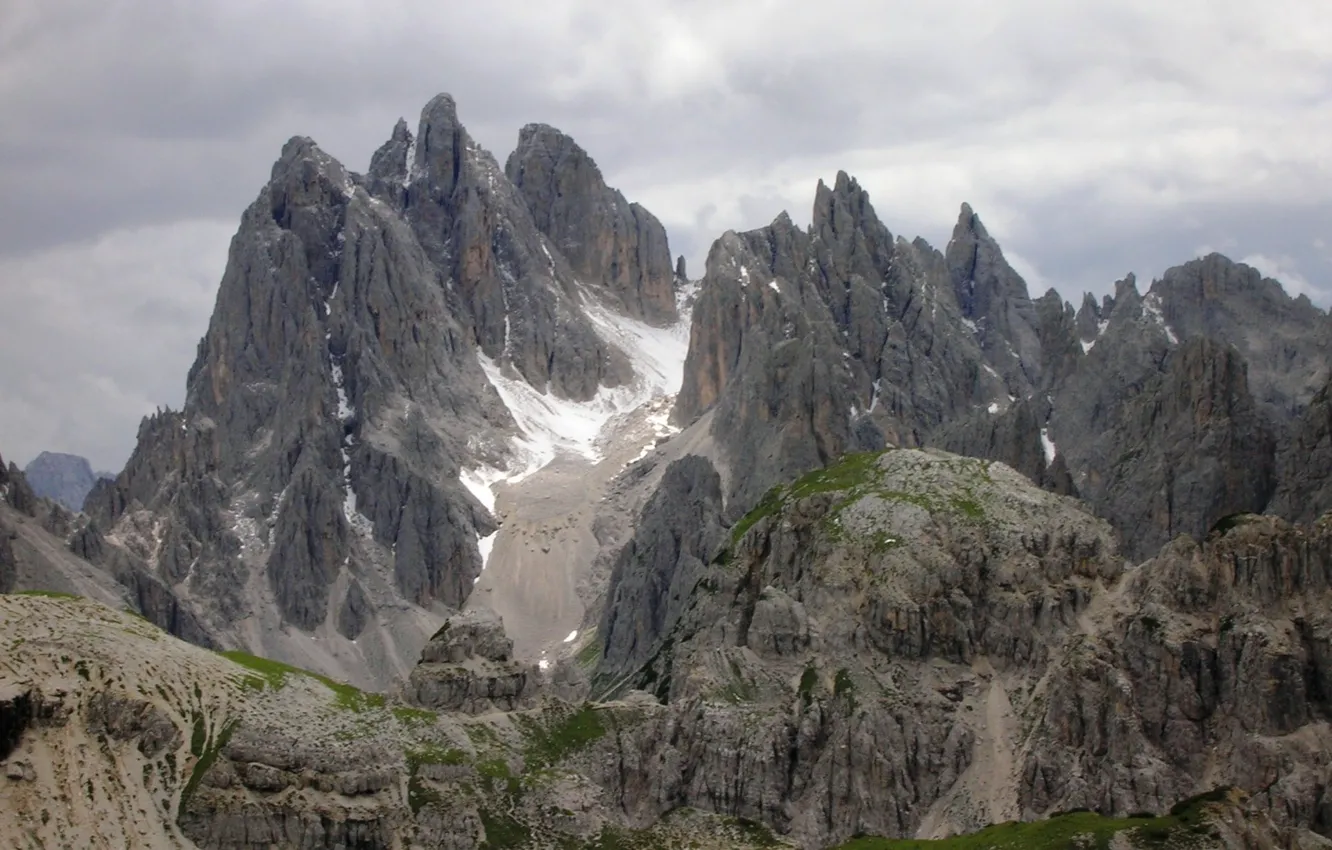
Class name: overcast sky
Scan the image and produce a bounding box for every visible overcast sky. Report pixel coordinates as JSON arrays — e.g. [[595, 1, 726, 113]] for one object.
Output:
[[1, 0, 1329, 471]]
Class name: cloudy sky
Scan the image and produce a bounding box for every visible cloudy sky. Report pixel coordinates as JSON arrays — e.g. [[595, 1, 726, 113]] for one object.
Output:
[[1, 0, 1329, 471]]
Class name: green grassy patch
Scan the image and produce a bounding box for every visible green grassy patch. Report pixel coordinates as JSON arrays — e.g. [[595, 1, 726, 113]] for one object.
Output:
[[403, 743, 469, 814], [14, 589, 80, 600], [576, 636, 602, 670], [834, 668, 855, 702], [730, 484, 790, 545], [834, 789, 1233, 850], [585, 824, 668, 850], [727, 449, 999, 554], [406, 743, 468, 771], [392, 706, 439, 727], [407, 775, 441, 815], [178, 718, 237, 813], [730, 817, 783, 847], [217, 650, 386, 711], [949, 496, 984, 520], [189, 712, 207, 757], [520, 704, 608, 768], [475, 756, 522, 797], [798, 664, 819, 706], [478, 807, 532, 849], [713, 657, 758, 704]]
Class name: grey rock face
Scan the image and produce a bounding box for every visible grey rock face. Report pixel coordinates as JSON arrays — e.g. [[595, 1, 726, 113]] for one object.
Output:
[[1023, 514, 1332, 822], [1150, 254, 1332, 423], [22, 452, 101, 512], [2, 456, 38, 517], [336, 577, 371, 640], [0, 455, 13, 593], [1052, 296, 1278, 559], [675, 178, 1017, 518], [934, 399, 1052, 488], [676, 176, 1326, 562], [0, 523, 13, 594], [592, 447, 1332, 847], [506, 123, 677, 326], [595, 449, 1123, 846], [2, 448, 202, 634], [85, 692, 180, 757], [405, 608, 538, 713], [948, 203, 1049, 396], [3, 549, 1323, 850], [382, 94, 633, 400], [1270, 376, 1332, 524], [597, 455, 726, 682], [87, 125, 507, 675], [419, 607, 515, 664], [83, 91, 679, 684]]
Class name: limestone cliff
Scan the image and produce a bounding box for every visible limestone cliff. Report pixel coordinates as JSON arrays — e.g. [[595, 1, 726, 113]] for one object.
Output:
[[1, 578, 1319, 850], [591, 448, 1332, 848], [82, 93, 681, 689], [506, 123, 677, 326]]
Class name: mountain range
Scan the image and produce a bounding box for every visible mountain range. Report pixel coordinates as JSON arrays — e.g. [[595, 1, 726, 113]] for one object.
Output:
[[20, 451, 113, 513], [2, 91, 1331, 850]]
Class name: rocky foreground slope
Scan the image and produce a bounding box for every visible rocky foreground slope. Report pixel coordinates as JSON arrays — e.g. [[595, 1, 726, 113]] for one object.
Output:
[[6, 448, 1330, 849], [595, 448, 1332, 847]]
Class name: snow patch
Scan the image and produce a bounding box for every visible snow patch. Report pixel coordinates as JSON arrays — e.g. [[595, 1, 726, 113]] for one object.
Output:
[[460, 465, 504, 514], [987, 402, 1000, 414], [402, 135, 417, 188], [476, 530, 497, 572], [563, 630, 578, 643], [626, 397, 680, 465], [961, 317, 979, 334], [868, 379, 882, 413], [739, 265, 750, 287], [325, 284, 373, 535], [460, 463, 507, 572], [768, 279, 780, 293], [1141, 293, 1179, 344], [1079, 320, 1109, 353], [1040, 428, 1057, 464], [477, 290, 691, 476]]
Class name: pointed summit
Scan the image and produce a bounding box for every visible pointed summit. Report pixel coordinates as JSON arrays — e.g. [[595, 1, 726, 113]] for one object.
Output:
[[366, 119, 415, 203], [505, 122, 676, 325], [945, 202, 1046, 394], [810, 171, 893, 284], [416, 92, 470, 199]]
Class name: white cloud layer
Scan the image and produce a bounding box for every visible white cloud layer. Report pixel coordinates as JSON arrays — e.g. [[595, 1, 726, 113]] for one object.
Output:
[[0, 0, 1329, 469]]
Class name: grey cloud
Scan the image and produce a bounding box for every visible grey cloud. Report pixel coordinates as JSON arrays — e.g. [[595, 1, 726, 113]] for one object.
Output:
[[0, 0, 1329, 468]]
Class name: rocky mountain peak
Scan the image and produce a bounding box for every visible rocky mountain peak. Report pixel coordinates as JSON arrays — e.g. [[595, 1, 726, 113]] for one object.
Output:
[[73, 91, 694, 688], [21, 452, 102, 512], [365, 118, 414, 200], [504, 120, 676, 325], [810, 171, 892, 283], [945, 203, 1047, 395], [415, 92, 471, 199], [1149, 253, 1331, 420], [1114, 271, 1139, 299]]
